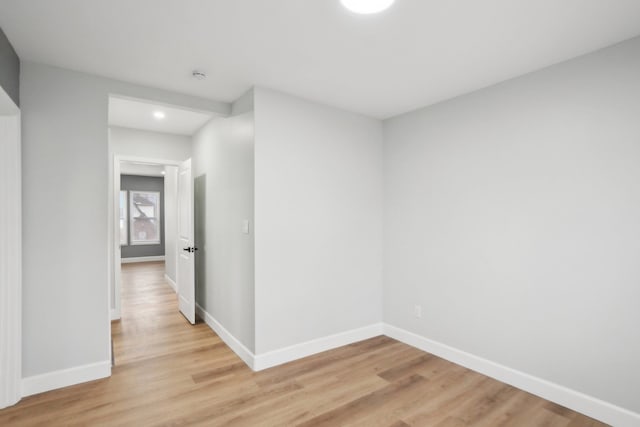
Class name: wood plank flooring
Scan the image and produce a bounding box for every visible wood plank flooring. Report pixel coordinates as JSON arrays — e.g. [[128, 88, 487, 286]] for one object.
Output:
[[0, 262, 608, 426]]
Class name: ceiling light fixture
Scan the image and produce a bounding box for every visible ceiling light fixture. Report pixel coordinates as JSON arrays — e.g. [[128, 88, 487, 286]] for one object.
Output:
[[192, 70, 207, 80], [153, 111, 165, 120], [341, 0, 395, 14]]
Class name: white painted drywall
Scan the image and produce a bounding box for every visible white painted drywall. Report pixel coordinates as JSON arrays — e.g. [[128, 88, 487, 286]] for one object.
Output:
[[192, 98, 255, 352], [20, 61, 228, 379], [119, 163, 165, 177], [0, 112, 21, 409], [109, 126, 192, 161], [231, 89, 254, 116], [383, 37, 640, 413], [253, 87, 383, 354]]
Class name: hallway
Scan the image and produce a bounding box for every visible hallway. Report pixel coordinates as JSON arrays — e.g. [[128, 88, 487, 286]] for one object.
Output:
[[2, 262, 243, 425], [0, 263, 606, 426], [113, 261, 204, 365]]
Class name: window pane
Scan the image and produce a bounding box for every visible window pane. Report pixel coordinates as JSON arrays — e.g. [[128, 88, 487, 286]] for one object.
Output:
[[119, 190, 128, 245], [130, 191, 161, 245]]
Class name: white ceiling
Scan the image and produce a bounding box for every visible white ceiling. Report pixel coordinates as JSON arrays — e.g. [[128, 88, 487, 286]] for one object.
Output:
[[109, 96, 215, 135], [2, 0, 640, 118]]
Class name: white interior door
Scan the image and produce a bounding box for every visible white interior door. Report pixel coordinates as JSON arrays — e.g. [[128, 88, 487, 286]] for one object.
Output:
[[177, 158, 196, 324]]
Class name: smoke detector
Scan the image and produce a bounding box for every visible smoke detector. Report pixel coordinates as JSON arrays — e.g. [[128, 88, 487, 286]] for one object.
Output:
[[192, 70, 207, 80]]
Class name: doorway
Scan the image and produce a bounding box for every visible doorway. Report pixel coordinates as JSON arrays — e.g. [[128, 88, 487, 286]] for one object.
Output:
[[107, 95, 214, 364], [113, 157, 181, 315], [111, 157, 183, 364]]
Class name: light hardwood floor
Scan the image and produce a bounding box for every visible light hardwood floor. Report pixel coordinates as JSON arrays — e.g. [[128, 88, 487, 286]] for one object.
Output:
[[0, 262, 607, 426]]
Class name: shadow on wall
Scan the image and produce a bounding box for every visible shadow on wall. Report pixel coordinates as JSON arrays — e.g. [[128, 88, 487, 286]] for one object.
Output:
[[195, 174, 207, 309]]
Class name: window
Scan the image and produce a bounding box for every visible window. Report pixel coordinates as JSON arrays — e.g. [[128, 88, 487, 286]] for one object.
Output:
[[129, 191, 161, 245], [119, 190, 128, 246]]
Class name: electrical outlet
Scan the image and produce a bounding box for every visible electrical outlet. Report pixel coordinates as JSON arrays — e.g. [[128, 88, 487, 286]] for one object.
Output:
[[414, 305, 422, 318]]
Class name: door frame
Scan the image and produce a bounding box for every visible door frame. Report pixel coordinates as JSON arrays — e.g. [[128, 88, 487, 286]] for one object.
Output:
[[0, 96, 21, 408], [108, 154, 182, 326]]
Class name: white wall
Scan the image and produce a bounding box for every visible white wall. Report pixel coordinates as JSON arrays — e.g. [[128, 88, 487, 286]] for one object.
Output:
[[0, 109, 21, 409], [109, 126, 192, 161], [20, 61, 228, 381], [192, 95, 255, 352], [383, 37, 640, 414], [253, 87, 383, 354]]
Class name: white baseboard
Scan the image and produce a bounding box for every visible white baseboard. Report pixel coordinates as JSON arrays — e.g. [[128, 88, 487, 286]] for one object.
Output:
[[195, 303, 383, 372], [253, 323, 384, 371], [18, 321, 637, 426], [110, 308, 121, 321], [164, 274, 177, 293], [195, 304, 255, 369], [22, 361, 111, 398], [121, 256, 165, 264], [383, 324, 640, 427]]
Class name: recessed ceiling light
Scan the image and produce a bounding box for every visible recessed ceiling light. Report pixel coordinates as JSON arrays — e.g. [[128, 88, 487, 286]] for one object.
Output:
[[161, 170, 166, 175], [341, 0, 395, 14], [153, 111, 165, 120]]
